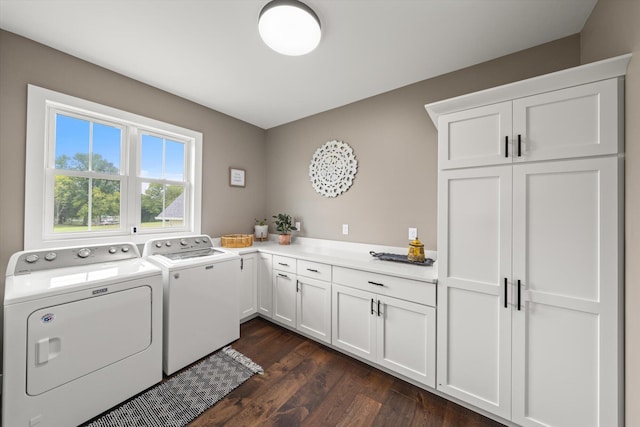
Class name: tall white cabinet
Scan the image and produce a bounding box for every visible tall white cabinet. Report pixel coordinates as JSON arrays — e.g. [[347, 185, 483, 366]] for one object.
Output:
[[426, 55, 629, 427]]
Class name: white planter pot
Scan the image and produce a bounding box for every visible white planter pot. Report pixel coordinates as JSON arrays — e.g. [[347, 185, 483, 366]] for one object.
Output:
[[254, 225, 269, 240]]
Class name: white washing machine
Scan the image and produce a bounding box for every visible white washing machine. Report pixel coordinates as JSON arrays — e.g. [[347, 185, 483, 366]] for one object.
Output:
[[2, 243, 163, 427], [143, 235, 240, 375]]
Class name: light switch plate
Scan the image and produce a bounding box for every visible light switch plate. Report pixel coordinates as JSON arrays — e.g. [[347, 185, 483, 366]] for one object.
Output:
[[342, 224, 349, 235]]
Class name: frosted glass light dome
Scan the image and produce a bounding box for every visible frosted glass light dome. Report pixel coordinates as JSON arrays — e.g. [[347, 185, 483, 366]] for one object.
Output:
[[258, 0, 321, 56]]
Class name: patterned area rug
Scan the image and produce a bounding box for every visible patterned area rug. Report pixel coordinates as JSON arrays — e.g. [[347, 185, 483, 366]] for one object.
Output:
[[85, 346, 263, 427]]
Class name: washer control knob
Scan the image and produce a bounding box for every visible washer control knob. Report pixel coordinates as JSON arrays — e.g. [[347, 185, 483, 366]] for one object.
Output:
[[121, 246, 130, 253], [165, 241, 172, 247], [155, 242, 162, 248], [202, 237, 209, 243], [25, 254, 39, 263], [77, 248, 91, 258], [108, 247, 118, 254], [180, 239, 188, 246], [195, 238, 201, 244], [44, 252, 57, 261]]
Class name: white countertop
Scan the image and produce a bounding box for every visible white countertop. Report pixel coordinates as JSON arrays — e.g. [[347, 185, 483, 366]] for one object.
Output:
[[218, 237, 437, 284]]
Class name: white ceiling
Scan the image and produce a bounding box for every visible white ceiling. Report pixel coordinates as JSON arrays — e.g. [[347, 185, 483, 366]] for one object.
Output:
[[0, 0, 598, 129]]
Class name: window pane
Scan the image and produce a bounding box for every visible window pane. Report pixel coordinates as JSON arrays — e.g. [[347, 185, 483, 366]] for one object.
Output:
[[163, 185, 185, 227], [165, 140, 185, 181], [92, 179, 120, 230], [54, 175, 88, 232], [141, 134, 163, 178], [55, 114, 89, 171], [140, 183, 184, 229], [141, 182, 164, 228], [92, 123, 121, 174]]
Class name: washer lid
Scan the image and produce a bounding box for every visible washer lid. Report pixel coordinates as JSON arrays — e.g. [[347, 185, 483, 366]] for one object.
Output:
[[3, 259, 160, 305], [160, 248, 224, 261]]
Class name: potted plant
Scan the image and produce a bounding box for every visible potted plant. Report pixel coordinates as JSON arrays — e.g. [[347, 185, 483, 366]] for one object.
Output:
[[272, 213, 297, 245], [254, 218, 269, 241]]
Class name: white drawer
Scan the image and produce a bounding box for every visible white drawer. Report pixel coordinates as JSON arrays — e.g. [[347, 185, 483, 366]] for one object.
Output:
[[297, 259, 332, 281], [333, 266, 436, 307], [273, 255, 296, 273]]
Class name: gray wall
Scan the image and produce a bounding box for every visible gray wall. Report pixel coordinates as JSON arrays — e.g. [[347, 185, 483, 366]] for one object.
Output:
[[581, 0, 640, 424], [265, 35, 581, 249], [0, 30, 268, 362]]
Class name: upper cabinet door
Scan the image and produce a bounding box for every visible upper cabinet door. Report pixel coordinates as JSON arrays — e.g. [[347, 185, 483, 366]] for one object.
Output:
[[513, 79, 621, 163], [438, 101, 512, 169]]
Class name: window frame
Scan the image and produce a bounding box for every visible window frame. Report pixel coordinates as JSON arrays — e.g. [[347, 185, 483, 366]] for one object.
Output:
[[25, 84, 202, 250]]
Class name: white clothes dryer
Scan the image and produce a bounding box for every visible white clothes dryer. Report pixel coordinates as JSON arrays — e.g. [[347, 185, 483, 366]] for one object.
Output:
[[143, 235, 240, 375], [2, 243, 163, 427]]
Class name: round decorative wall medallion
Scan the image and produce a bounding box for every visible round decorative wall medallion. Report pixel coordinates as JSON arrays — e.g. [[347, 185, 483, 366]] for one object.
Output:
[[309, 140, 358, 198]]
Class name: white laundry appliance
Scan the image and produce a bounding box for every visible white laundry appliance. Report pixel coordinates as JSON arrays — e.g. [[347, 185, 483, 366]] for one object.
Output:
[[2, 242, 163, 427], [143, 235, 240, 375]]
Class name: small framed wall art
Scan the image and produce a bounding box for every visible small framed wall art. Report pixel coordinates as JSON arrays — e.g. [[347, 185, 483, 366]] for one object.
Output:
[[229, 168, 246, 187]]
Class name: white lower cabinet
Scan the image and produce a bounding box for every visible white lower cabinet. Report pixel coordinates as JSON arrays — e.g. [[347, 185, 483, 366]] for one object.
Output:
[[296, 276, 331, 344], [272, 255, 297, 327], [296, 261, 332, 344], [332, 268, 436, 388], [257, 253, 273, 318], [272, 256, 332, 344], [272, 268, 297, 328], [238, 253, 258, 321]]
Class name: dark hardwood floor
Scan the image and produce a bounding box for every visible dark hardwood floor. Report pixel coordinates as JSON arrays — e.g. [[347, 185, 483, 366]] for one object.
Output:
[[188, 317, 505, 427]]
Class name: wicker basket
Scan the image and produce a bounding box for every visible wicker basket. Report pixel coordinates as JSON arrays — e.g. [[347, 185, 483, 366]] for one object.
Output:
[[220, 234, 253, 248]]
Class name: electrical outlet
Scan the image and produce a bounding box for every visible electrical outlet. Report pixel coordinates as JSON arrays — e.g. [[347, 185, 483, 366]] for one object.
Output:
[[295, 221, 301, 231], [342, 224, 349, 235], [408, 227, 418, 240]]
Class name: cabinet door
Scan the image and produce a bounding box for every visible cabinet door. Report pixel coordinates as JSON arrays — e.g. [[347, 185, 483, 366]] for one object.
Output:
[[376, 295, 436, 388], [437, 166, 512, 419], [513, 79, 620, 163], [257, 253, 273, 318], [272, 270, 297, 327], [512, 157, 622, 427], [297, 276, 331, 344], [438, 101, 512, 169], [332, 283, 376, 362], [239, 254, 258, 320]]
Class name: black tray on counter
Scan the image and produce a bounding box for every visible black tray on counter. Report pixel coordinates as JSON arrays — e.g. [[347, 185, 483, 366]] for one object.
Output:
[[369, 251, 434, 267]]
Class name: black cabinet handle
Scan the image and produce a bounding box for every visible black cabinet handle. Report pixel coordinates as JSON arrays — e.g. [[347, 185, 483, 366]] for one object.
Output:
[[517, 279, 522, 311], [296, 280, 300, 292], [371, 298, 375, 315], [278, 273, 289, 278], [505, 136, 509, 158], [307, 268, 319, 273], [377, 300, 381, 317], [518, 134, 522, 157], [368, 281, 384, 287], [504, 278, 508, 308], [240, 258, 244, 270], [278, 262, 289, 267]]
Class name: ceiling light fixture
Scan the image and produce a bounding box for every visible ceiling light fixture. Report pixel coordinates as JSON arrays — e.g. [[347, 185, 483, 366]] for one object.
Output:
[[258, 0, 321, 56]]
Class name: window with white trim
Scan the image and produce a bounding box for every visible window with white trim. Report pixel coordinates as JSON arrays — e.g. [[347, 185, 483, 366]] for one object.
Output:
[[25, 85, 202, 249]]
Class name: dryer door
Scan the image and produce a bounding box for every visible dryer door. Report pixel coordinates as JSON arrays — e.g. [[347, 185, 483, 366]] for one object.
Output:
[[27, 286, 152, 395]]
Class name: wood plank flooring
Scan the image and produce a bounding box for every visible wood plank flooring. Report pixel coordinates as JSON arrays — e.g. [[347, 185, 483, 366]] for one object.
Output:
[[188, 317, 505, 427]]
